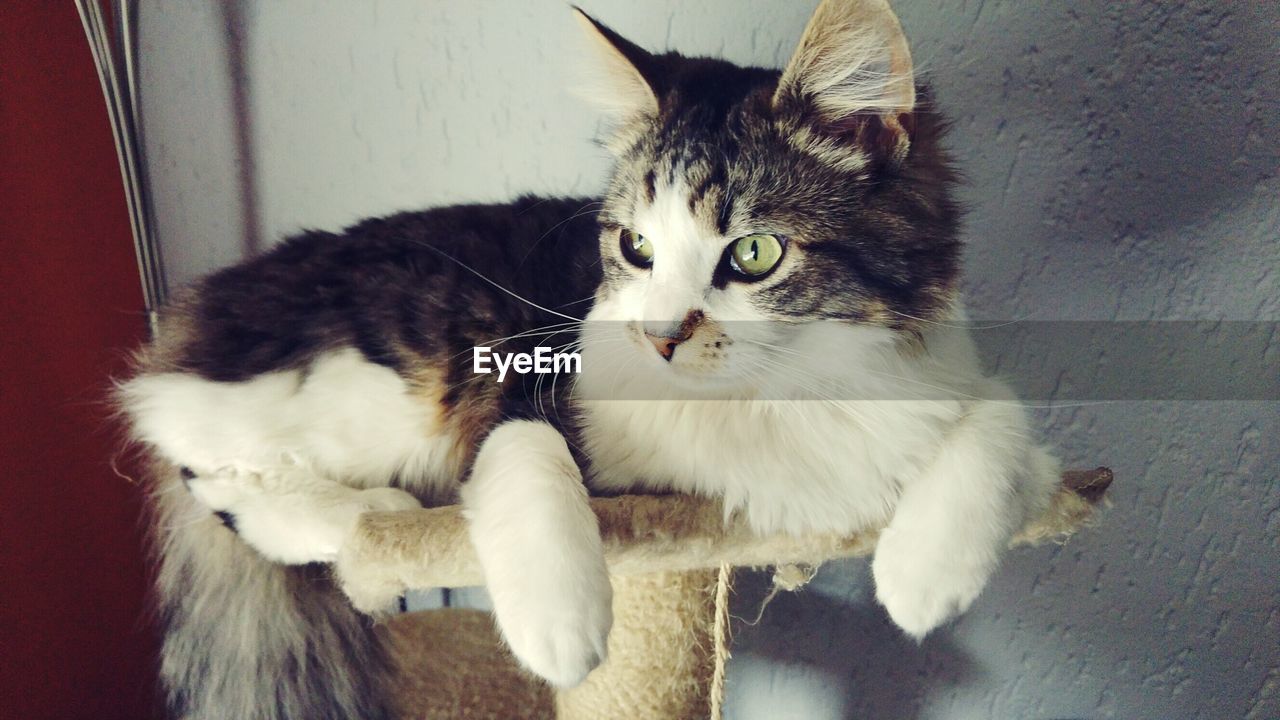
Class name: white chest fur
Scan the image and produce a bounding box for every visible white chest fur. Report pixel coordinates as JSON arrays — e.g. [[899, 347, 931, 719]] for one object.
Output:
[[577, 397, 960, 536]]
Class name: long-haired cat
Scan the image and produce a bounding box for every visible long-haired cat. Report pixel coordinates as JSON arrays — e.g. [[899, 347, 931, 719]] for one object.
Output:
[[118, 1, 1060, 718]]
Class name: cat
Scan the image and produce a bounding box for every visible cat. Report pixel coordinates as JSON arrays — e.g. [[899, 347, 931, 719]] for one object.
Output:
[[117, 1, 1061, 718]]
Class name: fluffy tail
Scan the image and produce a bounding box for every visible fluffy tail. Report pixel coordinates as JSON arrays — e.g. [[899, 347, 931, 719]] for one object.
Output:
[[148, 458, 395, 720]]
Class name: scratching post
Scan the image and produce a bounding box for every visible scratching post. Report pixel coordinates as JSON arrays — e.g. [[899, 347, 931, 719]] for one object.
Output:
[[341, 468, 1113, 720], [387, 608, 552, 719], [557, 570, 721, 719]]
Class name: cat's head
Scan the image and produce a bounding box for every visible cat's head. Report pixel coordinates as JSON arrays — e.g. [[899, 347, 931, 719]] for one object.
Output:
[[576, 0, 961, 396]]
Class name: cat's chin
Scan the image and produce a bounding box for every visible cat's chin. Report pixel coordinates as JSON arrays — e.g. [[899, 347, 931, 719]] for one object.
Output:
[[637, 356, 759, 399]]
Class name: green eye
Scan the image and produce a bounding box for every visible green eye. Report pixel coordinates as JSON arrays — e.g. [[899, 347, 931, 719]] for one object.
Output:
[[620, 229, 653, 267], [728, 233, 785, 278]]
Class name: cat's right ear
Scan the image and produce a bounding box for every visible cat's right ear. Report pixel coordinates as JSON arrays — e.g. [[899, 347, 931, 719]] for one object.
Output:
[[571, 7, 660, 119]]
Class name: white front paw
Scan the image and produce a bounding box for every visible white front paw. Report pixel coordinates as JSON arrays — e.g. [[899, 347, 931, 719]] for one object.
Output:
[[464, 420, 612, 687], [871, 528, 993, 639], [487, 552, 613, 688]]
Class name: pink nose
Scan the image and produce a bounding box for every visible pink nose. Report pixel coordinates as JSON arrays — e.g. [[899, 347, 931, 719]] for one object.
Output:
[[643, 309, 704, 362], [645, 333, 681, 361]]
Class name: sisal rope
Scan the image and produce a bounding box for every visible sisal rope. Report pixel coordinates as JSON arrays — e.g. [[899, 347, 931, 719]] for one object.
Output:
[[708, 562, 732, 720]]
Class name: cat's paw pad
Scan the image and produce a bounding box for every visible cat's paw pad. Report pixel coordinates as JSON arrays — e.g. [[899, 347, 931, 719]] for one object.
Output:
[[212, 510, 239, 532], [871, 530, 990, 639], [497, 580, 612, 688]]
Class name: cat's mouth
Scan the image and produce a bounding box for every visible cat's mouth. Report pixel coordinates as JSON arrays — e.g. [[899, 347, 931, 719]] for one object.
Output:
[[624, 320, 748, 390], [577, 314, 770, 398]]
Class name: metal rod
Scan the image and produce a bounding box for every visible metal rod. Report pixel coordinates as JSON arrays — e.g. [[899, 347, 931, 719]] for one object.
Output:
[[75, 0, 167, 337]]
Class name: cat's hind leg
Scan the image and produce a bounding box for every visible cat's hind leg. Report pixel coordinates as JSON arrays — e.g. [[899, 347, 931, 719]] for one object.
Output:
[[184, 461, 420, 565], [150, 460, 400, 720], [462, 419, 613, 688]]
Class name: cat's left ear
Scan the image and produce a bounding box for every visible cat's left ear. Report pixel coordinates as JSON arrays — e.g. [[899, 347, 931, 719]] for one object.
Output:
[[774, 0, 916, 166]]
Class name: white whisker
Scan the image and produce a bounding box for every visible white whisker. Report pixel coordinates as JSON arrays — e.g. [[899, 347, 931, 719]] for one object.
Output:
[[405, 237, 584, 323]]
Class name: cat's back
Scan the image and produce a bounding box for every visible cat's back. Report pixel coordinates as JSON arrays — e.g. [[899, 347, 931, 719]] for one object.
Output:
[[139, 196, 601, 381]]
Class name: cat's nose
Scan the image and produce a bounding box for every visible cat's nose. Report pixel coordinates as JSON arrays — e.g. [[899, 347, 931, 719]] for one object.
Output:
[[642, 309, 704, 362], [645, 332, 682, 361]]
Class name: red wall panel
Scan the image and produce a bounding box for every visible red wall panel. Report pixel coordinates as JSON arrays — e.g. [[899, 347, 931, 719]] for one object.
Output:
[[0, 3, 160, 719]]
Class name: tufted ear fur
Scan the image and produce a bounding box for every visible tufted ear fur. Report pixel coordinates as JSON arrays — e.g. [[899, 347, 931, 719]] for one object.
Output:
[[773, 0, 916, 166], [571, 6, 660, 119]]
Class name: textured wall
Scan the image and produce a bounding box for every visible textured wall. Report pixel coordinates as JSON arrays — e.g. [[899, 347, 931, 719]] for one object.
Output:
[[137, 1, 1279, 718]]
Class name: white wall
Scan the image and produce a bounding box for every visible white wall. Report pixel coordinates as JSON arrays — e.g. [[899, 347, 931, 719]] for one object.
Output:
[[138, 1, 1279, 717]]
